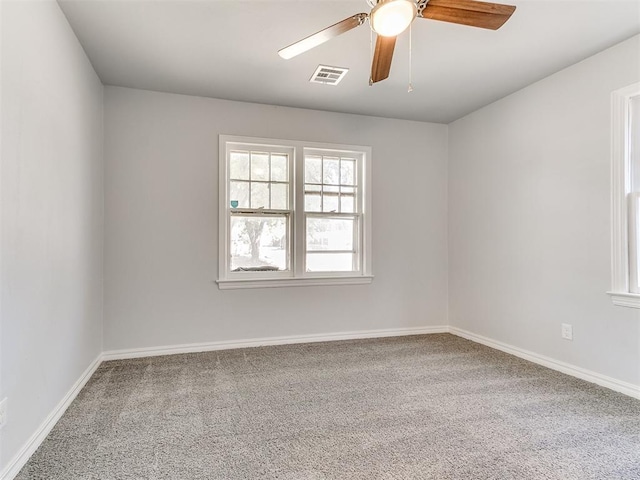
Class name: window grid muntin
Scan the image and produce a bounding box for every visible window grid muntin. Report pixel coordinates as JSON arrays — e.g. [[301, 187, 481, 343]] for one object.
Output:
[[229, 149, 290, 211], [304, 153, 359, 214]]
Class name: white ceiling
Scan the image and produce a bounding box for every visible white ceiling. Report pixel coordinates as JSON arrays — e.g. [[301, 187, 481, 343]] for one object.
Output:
[[58, 0, 640, 123]]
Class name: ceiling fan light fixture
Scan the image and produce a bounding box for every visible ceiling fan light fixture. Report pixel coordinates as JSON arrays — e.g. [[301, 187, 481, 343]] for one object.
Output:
[[370, 0, 417, 37]]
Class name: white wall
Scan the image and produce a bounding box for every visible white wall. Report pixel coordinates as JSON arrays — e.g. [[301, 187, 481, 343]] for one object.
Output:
[[103, 86, 448, 351], [1, 0, 103, 472], [449, 35, 640, 386]]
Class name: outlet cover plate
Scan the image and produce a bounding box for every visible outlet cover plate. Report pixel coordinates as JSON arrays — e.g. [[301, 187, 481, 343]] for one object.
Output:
[[561, 323, 573, 340]]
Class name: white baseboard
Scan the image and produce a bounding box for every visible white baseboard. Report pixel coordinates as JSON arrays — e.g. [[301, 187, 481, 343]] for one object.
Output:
[[0, 354, 103, 480], [449, 326, 640, 400], [102, 325, 450, 361]]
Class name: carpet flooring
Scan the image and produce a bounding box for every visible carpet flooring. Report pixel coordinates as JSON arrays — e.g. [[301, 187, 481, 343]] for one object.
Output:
[[16, 334, 640, 479]]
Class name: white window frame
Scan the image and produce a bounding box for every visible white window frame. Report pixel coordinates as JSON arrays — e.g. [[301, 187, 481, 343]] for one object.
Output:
[[609, 82, 640, 308], [217, 135, 373, 289]]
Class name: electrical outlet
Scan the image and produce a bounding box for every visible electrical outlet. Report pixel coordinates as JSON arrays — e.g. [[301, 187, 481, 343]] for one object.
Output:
[[0, 397, 7, 430], [561, 323, 573, 341]]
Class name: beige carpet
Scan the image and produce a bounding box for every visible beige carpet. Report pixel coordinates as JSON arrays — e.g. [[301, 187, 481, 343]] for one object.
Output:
[[16, 334, 640, 479]]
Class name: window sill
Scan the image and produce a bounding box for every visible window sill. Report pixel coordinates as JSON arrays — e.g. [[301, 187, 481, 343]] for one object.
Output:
[[217, 275, 374, 290], [607, 291, 640, 309]]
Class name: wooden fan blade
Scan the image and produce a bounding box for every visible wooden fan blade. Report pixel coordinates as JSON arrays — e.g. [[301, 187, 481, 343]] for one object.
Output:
[[370, 35, 397, 84], [278, 13, 367, 59], [421, 0, 516, 30]]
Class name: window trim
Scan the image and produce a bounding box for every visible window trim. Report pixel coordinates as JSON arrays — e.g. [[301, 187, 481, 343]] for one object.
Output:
[[608, 82, 640, 308], [217, 135, 373, 289]]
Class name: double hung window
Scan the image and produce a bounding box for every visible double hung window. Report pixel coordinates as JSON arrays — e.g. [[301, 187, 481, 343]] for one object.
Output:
[[218, 136, 372, 289], [609, 82, 640, 307]]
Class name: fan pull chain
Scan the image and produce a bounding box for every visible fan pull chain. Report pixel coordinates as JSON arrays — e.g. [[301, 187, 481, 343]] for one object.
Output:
[[408, 23, 414, 93]]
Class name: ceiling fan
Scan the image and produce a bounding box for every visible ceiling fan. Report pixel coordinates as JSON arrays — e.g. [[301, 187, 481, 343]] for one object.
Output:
[[278, 0, 516, 84]]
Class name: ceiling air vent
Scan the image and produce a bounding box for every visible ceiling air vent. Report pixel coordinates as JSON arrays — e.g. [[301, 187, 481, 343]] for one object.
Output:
[[309, 65, 349, 86]]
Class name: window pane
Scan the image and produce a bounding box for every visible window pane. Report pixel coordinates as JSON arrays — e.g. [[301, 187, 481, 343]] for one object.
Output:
[[634, 194, 640, 293], [305, 194, 321, 212], [230, 216, 288, 272], [323, 194, 339, 213], [306, 253, 354, 272], [632, 96, 640, 192], [340, 158, 355, 185], [251, 182, 269, 209], [306, 217, 354, 251], [305, 156, 322, 184], [230, 151, 249, 180], [305, 184, 321, 193], [251, 153, 269, 181], [271, 154, 288, 182], [271, 183, 288, 210], [340, 195, 355, 213], [323, 157, 340, 185], [230, 181, 250, 208], [323, 185, 339, 194]]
